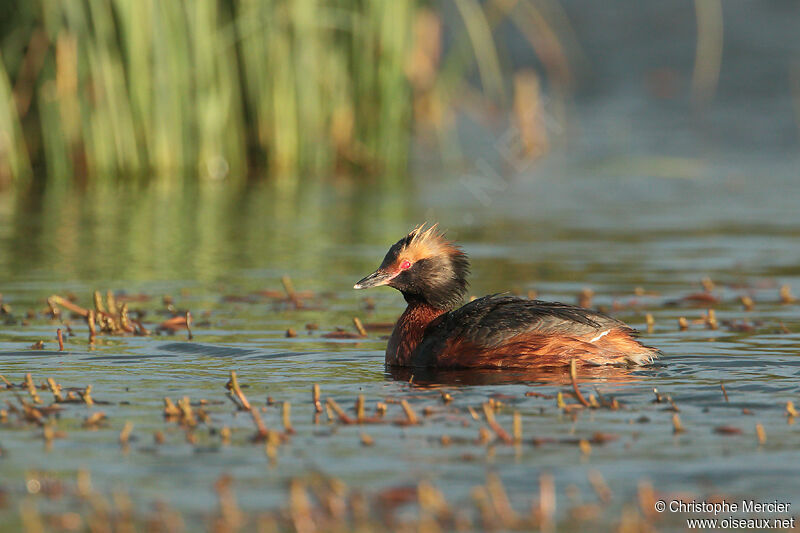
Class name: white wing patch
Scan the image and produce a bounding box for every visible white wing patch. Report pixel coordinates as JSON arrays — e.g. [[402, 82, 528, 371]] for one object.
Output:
[[589, 330, 611, 343]]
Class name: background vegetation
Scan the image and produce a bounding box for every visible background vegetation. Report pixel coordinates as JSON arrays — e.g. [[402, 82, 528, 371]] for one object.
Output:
[[0, 0, 575, 189]]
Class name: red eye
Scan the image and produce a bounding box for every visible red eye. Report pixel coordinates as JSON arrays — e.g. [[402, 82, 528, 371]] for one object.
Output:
[[399, 260, 412, 270]]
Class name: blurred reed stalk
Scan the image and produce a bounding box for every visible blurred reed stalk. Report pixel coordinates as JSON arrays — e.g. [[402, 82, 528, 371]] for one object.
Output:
[[0, 0, 570, 187]]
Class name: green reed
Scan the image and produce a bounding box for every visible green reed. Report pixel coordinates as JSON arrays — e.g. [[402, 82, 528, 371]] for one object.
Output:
[[0, 0, 563, 187]]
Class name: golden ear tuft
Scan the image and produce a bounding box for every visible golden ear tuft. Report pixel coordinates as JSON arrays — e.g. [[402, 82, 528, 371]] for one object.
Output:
[[400, 222, 463, 261], [408, 223, 441, 247]]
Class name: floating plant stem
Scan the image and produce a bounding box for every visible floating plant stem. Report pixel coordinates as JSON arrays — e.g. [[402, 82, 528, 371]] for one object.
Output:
[[49, 295, 90, 317], [163, 398, 180, 418], [106, 291, 117, 315], [281, 275, 301, 308], [250, 407, 268, 439], [400, 400, 419, 425], [46, 297, 60, 319], [487, 473, 518, 527], [312, 384, 322, 413], [83, 412, 107, 428], [352, 317, 368, 337], [119, 421, 134, 445], [578, 288, 594, 308], [569, 359, 591, 407], [93, 291, 106, 315], [87, 310, 99, 344], [667, 395, 680, 412], [756, 423, 766, 445], [326, 398, 354, 424], [46, 378, 63, 402], [706, 309, 718, 330], [512, 411, 522, 443], [282, 402, 295, 434], [225, 371, 251, 411], [185, 312, 193, 340], [588, 470, 612, 503], [481, 403, 512, 444], [538, 474, 555, 533], [780, 285, 796, 304], [25, 373, 41, 404], [177, 397, 197, 427], [356, 395, 365, 423], [579, 439, 591, 456], [672, 414, 685, 434], [119, 304, 134, 333]]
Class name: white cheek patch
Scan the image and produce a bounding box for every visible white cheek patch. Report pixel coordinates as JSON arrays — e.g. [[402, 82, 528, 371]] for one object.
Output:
[[589, 330, 611, 343]]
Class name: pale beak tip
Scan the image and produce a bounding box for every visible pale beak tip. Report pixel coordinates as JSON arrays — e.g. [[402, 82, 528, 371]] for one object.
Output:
[[353, 283, 363, 290]]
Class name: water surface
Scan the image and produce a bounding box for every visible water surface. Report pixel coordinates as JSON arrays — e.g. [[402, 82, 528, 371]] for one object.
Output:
[[1, 165, 799, 530]]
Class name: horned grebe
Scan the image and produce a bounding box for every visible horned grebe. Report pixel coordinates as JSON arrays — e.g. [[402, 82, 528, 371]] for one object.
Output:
[[354, 225, 658, 368]]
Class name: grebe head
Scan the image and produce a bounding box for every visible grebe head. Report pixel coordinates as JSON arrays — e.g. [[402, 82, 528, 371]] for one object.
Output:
[[354, 224, 470, 310]]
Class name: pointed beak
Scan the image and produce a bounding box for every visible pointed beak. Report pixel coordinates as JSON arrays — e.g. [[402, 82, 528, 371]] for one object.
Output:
[[353, 269, 396, 289]]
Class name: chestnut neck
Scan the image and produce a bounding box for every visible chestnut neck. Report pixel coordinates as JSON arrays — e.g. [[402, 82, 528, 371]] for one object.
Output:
[[385, 301, 447, 366]]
